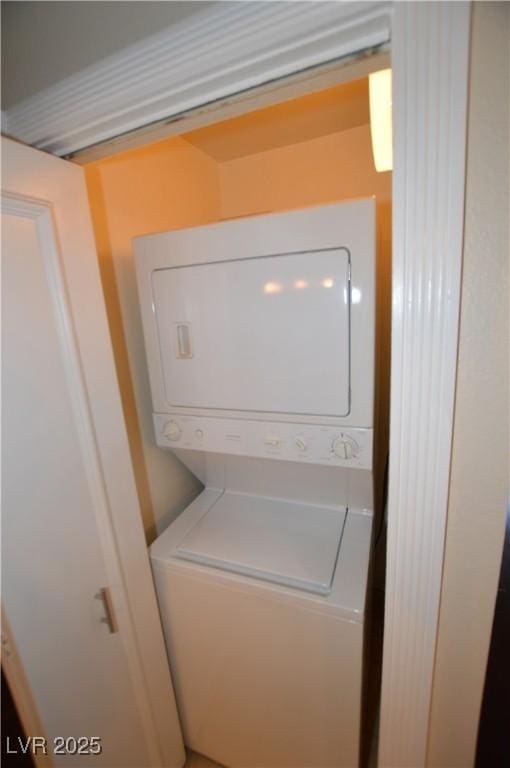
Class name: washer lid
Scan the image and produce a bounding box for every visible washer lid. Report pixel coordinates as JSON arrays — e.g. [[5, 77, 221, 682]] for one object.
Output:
[[175, 491, 346, 595]]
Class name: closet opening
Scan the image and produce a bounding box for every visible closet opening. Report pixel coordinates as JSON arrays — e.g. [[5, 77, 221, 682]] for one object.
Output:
[[84, 63, 391, 768]]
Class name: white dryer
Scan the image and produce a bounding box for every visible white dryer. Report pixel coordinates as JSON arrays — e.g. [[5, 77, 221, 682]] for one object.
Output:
[[135, 199, 376, 768]]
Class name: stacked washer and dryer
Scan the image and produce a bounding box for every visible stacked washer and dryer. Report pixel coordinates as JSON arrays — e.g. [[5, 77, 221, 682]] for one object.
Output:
[[135, 199, 376, 768]]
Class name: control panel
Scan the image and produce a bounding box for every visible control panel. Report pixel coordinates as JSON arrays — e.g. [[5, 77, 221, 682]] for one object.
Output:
[[153, 413, 373, 470]]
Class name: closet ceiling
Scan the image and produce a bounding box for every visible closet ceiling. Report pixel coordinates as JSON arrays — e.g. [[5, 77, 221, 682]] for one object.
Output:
[[183, 78, 369, 163]]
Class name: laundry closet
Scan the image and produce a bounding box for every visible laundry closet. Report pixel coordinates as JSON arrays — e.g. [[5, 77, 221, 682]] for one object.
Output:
[[85, 74, 391, 767]]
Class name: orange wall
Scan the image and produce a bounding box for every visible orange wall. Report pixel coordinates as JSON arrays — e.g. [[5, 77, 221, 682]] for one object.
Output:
[[86, 122, 391, 539], [86, 136, 221, 540]]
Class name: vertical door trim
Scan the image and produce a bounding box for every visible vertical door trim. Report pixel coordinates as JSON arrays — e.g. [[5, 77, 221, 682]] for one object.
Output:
[[379, 2, 471, 766], [1, 190, 162, 767]]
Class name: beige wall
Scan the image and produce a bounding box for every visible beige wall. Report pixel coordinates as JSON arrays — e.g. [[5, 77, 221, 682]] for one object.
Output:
[[427, 3, 510, 766], [86, 136, 221, 540], [86, 118, 391, 540]]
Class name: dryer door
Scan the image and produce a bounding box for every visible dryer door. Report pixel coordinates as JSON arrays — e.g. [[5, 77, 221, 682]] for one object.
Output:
[[152, 248, 350, 418]]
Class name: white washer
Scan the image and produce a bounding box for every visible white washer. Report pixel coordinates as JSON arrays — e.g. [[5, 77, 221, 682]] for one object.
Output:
[[135, 200, 376, 768], [151, 487, 372, 768]]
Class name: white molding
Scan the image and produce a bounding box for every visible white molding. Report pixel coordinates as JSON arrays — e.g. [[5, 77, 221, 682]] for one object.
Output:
[[2, 1, 391, 156], [378, 3, 471, 767]]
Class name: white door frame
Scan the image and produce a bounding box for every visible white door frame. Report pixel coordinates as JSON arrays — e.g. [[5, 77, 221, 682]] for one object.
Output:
[[1, 2, 472, 765], [379, 3, 471, 765]]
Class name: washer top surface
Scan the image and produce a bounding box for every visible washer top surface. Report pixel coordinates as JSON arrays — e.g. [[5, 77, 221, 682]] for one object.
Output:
[[175, 491, 346, 595]]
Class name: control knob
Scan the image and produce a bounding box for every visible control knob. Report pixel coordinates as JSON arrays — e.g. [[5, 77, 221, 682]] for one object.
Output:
[[332, 435, 358, 460], [264, 435, 280, 448], [163, 420, 182, 442], [294, 436, 308, 452]]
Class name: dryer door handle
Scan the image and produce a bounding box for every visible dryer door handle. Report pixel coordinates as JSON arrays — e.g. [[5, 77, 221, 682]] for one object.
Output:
[[175, 323, 193, 359]]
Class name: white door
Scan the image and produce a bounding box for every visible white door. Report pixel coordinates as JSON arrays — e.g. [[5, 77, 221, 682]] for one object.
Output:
[[1, 138, 184, 767]]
